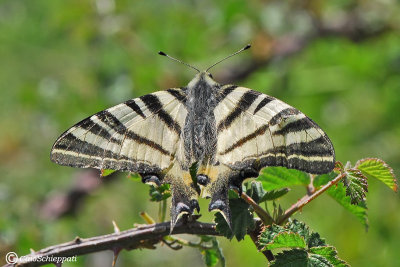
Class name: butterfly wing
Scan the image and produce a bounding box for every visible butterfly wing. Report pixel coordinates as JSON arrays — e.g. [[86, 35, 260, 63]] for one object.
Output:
[[215, 86, 335, 173], [201, 85, 335, 224], [51, 88, 199, 229]]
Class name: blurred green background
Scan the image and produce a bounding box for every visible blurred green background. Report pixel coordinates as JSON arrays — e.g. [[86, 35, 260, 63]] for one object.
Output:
[[1, 0, 399, 266]]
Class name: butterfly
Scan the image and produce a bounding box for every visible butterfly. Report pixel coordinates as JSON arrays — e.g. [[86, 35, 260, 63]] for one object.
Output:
[[51, 45, 335, 231]]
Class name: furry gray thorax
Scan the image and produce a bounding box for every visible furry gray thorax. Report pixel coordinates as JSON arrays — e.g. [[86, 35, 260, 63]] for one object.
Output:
[[183, 72, 219, 166]]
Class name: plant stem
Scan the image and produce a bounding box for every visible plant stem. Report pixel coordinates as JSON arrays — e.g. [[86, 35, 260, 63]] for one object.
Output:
[[277, 172, 346, 224], [233, 189, 275, 225]]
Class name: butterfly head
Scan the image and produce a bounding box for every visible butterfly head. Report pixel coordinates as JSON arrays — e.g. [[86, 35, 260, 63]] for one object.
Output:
[[187, 71, 218, 89]]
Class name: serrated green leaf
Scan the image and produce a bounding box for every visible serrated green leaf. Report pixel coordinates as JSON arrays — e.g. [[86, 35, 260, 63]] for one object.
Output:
[[100, 169, 116, 177], [285, 220, 312, 242], [259, 224, 286, 248], [149, 184, 171, 202], [258, 167, 310, 191], [327, 182, 368, 229], [342, 169, 368, 205], [270, 249, 308, 267], [308, 253, 332, 266], [356, 158, 398, 192], [310, 246, 349, 267], [214, 198, 254, 241], [266, 232, 306, 250], [260, 188, 290, 202], [307, 232, 326, 248]]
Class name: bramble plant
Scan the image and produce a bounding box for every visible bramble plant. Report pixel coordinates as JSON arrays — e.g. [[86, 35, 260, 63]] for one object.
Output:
[[14, 158, 397, 267]]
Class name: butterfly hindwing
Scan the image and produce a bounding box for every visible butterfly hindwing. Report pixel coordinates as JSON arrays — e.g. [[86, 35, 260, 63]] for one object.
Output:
[[214, 86, 335, 173]]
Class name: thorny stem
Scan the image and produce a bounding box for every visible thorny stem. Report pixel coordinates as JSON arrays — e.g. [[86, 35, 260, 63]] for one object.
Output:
[[277, 172, 346, 225], [7, 221, 219, 267]]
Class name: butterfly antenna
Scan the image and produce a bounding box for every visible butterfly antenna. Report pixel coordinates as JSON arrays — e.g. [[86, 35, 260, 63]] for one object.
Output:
[[158, 51, 200, 73], [206, 44, 251, 72]]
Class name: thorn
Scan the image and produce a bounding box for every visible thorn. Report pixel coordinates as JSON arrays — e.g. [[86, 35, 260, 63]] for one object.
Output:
[[112, 247, 122, 267], [112, 220, 120, 233], [74, 236, 82, 244], [140, 211, 156, 224], [30, 248, 35, 254]]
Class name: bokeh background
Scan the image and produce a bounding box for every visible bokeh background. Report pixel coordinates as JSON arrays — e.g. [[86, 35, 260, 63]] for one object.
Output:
[[1, 0, 399, 266]]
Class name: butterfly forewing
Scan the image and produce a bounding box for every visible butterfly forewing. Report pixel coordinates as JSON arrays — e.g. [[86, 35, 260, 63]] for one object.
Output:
[[51, 89, 187, 173]]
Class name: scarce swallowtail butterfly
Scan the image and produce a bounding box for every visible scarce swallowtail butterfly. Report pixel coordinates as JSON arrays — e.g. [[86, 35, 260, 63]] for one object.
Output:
[[51, 45, 335, 231]]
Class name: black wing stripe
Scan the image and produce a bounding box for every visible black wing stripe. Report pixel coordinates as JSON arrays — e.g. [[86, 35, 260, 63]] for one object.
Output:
[[96, 111, 127, 134], [258, 156, 335, 174], [53, 133, 128, 160], [216, 85, 237, 103], [273, 117, 315, 136], [269, 108, 301, 126], [254, 97, 274, 114], [126, 130, 171, 156], [217, 90, 260, 132], [124, 100, 146, 118], [140, 94, 181, 135], [78, 118, 122, 145], [220, 124, 269, 155], [167, 88, 187, 104]]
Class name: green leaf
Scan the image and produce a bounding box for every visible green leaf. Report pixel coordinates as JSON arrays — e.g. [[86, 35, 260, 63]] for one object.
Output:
[[214, 198, 254, 241], [327, 182, 368, 229], [266, 232, 306, 250], [202, 249, 218, 267], [245, 181, 267, 203], [271, 248, 348, 267], [356, 158, 398, 192], [342, 169, 368, 204], [149, 184, 171, 202], [260, 220, 325, 251], [258, 167, 310, 191], [310, 246, 349, 267], [100, 169, 116, 177], [259, 224, 286, 248], [260, 188, 290, 202], [270, 249, 308, 267], [308, 253, 332, 266], [199, 236, 225, 267]]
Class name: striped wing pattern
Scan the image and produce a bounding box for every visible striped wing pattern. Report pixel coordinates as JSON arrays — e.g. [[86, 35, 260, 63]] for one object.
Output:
[[51, 89, 187, 172], [51, 88, 201, 227], [215, 86, 335, 173], [51, 74, 335, 230]]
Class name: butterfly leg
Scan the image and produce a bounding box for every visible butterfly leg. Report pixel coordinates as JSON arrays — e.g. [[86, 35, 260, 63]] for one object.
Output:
[[166, 164, 199, 232]]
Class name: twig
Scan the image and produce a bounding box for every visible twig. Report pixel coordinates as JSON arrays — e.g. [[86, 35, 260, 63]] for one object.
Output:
[[6, 221, 218, 267], [277, 172, 346, 224], [234, 189, 274, 225]]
